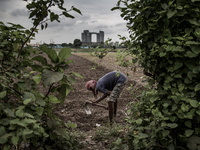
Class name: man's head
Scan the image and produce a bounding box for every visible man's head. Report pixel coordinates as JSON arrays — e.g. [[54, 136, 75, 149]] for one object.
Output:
[[86, 80, 97, 98]]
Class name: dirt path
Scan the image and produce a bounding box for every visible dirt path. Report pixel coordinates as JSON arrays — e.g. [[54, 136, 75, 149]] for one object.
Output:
[[53, 54, 145, 149]]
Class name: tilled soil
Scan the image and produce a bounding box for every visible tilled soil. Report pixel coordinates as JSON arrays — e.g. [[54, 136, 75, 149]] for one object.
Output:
[[52, 53, 146, 149]]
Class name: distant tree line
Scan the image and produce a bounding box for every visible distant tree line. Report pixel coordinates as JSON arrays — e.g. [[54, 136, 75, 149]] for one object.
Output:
[[39, 39, 82, 48], [40, 38, 129, 49]]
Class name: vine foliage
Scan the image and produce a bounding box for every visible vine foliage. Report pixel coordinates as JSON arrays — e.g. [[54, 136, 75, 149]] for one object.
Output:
[[112, 0, 200, 149], [0, 0, 82, 149]]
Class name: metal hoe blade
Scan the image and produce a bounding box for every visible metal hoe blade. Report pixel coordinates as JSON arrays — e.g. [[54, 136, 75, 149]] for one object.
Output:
[[84, 101, 92, 115], [84, 100, 107, 115]]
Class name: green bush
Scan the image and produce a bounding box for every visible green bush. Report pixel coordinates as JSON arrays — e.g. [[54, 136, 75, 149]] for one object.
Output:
[[112, 0, 200, 149], [0, 0, 82, 149]]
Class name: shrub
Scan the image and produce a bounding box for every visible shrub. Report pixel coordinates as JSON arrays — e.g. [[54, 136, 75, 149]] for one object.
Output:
[[0, 0, 82, 149], [113, 0, 200, 149]]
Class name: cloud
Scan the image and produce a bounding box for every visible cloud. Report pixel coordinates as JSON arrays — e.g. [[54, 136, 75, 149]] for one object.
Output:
[[90, 20, 98, 23], [11, 9, 29, 17], [0, 0, 129, 44]]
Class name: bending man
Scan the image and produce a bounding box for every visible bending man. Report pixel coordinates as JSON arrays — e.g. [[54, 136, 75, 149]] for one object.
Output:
[[85, 71, 127, 124]]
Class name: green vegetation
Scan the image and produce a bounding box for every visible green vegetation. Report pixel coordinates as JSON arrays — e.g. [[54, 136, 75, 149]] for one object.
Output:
[[3, 0, 200, 149], [73, 39, 82, 48], [93, 123, 123, 141], [111, 0, 200, 149], [0, 0, 83, 149]]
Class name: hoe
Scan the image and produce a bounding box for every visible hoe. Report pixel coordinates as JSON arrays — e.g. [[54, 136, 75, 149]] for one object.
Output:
[[84, 100, 108, 114]]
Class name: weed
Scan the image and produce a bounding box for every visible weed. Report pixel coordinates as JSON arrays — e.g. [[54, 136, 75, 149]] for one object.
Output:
[[93, 123, 123, 141]]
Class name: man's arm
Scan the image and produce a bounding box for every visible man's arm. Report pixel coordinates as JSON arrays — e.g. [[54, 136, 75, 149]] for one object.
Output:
[[93, 91, 111, 103]]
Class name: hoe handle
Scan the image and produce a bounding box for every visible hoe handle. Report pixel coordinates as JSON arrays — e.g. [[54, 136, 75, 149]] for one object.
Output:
[[85, 100, 108, 109]]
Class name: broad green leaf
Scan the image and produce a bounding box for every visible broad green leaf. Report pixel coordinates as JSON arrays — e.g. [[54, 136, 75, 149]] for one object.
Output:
[[4, 109, 15, 118], [49, 132, 57, 140], [16, 109, 24, 117], [195, 28, 200, 37], [0, 118, 9, 126], [185, 28, 193, 34], [167, 143, 174, 150], [58, 86, 67, 104], [176, 6, 183, 10], [8, 124, 17, 130], [21, 119, 36, 125], [24, 113, 34, 118], [184, 51, 197, 58], [10, 119, 20, 124], [47, 119, 60, 128], [0, 91, 6, 98], [185, 120, 192, 128], [181, 103, 189, 112], [159, 52, 166, 57], [42, 69, 64, 87], [189, 100, 198, 108], [136, 119, 142, 125], [194, 83, 200, 91], [187, 135, 200, 150], [22, 129, 33, 135], [167, 9, 177, 18], [48, 95, 60, 103], [161, 3, 168, 10], [32, 55, 47, 65], [17, 82, 27, 90], [66, 75, 76, 85], [185, 41, 199, 45], [11, 135, 19, 145], [36, 99, 46, 106], [36, 107, 44, 116], [189, 19, 199, 26], [150, 96, 158, 103], [184, 60, 195, 70], [23, 92, 36, 101], [41, 46, 58, 63], [31, 65, 43, 72], [66, 123, 77, 129], [0, 126, 6, 136], [53, 128, 68, 139], [191, 45, 200, 54], [174, 61, 183, 70], [65, 60, 74, 64], [187, 71, 194, 80], [71, 71, 83, 78], [33, 74, 42, 84], [167, 123, 178, 128], [0, 137, 7, 144], [162, 130, 170, 137], [60, 64, 70, 70], [138, 133, 148, 139], [172, 46, 185, 52], [185, 109, 195, 119], [185, 129, 194, 137], [58, 47, 71, 63], [174, 74, 182, 78], [178, 83, 185, 91], [172, 104, 178, 111], [23, 99, 32, 105], [196, 109, 200, 115]]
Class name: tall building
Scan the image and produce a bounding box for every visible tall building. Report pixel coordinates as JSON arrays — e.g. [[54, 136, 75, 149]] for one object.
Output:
[[81, 30, 104, 46]]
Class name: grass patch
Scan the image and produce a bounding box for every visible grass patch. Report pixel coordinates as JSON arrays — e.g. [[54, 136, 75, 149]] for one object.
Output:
[[93, 123, 123, 141]]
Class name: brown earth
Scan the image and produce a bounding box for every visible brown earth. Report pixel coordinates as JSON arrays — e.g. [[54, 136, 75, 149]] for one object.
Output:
[[52, 53, 146, 149]]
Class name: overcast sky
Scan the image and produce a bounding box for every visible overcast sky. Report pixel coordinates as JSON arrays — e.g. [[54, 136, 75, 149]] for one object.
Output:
[[0, 0, 129, 44]]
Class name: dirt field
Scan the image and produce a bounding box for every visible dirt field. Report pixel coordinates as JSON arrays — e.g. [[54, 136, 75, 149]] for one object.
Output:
[[53, 53, 146, 149]]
